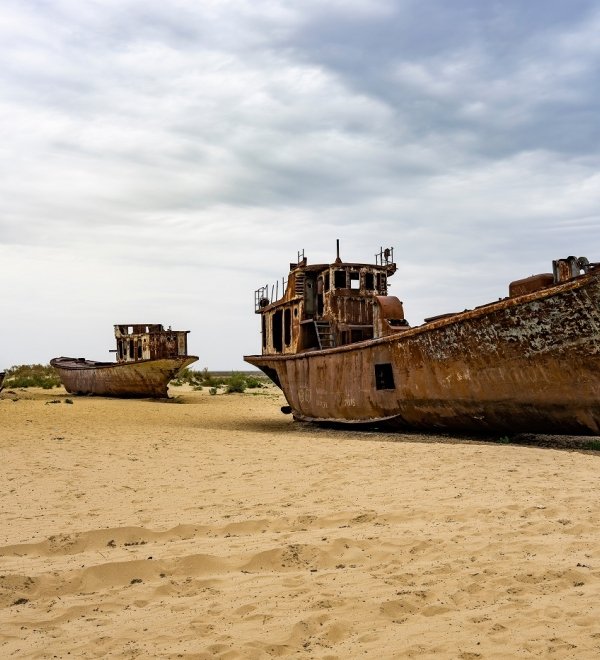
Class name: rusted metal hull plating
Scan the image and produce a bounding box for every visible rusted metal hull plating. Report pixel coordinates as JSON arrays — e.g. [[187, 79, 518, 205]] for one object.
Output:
[[246, 271, 600, 435], [50, 356, 198, 398]]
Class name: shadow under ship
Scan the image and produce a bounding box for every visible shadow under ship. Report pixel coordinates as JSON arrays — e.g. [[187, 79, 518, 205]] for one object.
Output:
[[51, 324, 198, 398], [244, 245, 600, 435]]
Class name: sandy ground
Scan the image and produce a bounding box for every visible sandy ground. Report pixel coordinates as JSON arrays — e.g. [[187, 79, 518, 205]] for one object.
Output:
[[2, 385, 600, 659]]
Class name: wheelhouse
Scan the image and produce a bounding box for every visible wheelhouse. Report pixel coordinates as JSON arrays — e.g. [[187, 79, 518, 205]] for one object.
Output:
[[113, 324, 191, 363], [254, 245, 409, 355]]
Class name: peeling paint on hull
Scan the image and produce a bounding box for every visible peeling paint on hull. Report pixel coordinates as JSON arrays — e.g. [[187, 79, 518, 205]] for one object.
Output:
[[246, 271, 600, 435], [50, 356, 198, 398]]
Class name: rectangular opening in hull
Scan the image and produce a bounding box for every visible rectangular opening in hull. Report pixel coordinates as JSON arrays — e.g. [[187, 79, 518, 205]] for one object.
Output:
[[375, 363, 395, 390]]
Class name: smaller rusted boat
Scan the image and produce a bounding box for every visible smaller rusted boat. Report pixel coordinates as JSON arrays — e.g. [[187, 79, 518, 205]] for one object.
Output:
[[0, 371, 5, 393], [51, 324, 198, 398], [245, 244, 600, 435]]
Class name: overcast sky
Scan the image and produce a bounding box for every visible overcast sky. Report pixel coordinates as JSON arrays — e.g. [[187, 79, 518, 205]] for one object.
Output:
[[1, 0, 599, 371]]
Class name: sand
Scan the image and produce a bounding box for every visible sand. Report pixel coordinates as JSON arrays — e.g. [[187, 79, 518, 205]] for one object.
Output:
[[1, 385, 600, 658]]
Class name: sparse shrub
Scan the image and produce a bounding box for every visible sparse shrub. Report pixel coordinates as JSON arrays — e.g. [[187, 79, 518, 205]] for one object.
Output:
[[244, 375, 264, 389], [173, 369, 267, 394], [4, 364, 62, 389], [170, 367, 203, 387], [176, 367, 194, 383], [225, 373, 247, 394], [175, 367, 226, 388], [177, 367, 202, 386], [200, 368, 226, 388]]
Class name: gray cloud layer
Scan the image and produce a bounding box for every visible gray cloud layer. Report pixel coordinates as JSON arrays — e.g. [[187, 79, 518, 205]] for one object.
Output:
[[1, 0, 599, 368]]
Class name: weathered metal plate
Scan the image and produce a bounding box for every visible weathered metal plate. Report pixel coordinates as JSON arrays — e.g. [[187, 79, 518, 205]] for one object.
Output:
[[246, 264, 600, 435], [51, 356, 198, 398], [51, 322, 198, 398]]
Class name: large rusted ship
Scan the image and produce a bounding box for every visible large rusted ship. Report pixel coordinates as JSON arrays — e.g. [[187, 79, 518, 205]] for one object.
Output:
[[51, 324, 198, 398], [244, 245, 600, 434]]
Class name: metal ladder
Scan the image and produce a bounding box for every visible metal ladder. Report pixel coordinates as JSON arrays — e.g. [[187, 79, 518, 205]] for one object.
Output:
[[314, 320, 335, 349]]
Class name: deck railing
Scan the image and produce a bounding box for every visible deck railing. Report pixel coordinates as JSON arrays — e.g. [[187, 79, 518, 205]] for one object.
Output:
[[375, 246, 394, 267], [254, 277, 287, 311]]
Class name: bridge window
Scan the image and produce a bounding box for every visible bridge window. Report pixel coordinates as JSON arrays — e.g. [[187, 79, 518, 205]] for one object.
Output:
[[284, 308, 291, 346], [365, 272, 374, 290], [351, 327, 373, 342], [377, 273, 387, 293], [334, 270, 346, 288], [272, 310, 283, 352], [350, 271, 360, 290], [324, 272, 330, 291]]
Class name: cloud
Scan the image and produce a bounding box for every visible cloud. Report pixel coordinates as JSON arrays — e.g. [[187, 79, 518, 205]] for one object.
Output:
[[1, 0, 599, 368]]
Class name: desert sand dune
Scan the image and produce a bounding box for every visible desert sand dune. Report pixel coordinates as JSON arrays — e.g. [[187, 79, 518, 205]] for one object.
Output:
[[2, 385, 600, 658]]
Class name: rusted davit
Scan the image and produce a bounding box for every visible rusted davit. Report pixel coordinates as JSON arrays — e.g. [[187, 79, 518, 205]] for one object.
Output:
[[51, 324, 198, 398], [244, 247, 600, 434]]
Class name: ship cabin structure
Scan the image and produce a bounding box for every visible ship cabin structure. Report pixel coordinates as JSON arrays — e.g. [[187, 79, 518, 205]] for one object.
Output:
[[254, 246, 409, 356], [113, 324, 191, 363]]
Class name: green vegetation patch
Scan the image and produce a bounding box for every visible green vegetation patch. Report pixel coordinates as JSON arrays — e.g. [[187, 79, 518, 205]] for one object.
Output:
[[170, 368, 267, 394], [4, 364, 62, 389]]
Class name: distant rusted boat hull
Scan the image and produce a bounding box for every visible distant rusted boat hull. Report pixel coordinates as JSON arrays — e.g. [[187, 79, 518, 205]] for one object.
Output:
[[50, 356, 198, 398], [246, 271, 600, 435], [0, 372, 5, 393]]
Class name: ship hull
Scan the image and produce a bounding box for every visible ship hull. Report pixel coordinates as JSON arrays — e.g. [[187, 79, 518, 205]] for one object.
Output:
[[50, 356, 198, 398], [245, 272, 600, 435]]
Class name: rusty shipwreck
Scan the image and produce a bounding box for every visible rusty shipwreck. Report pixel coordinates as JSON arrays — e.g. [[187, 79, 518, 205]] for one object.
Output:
[[51, 324, 198, 398], [244, 246, 600, 434], [0, 371, 5, 393]]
